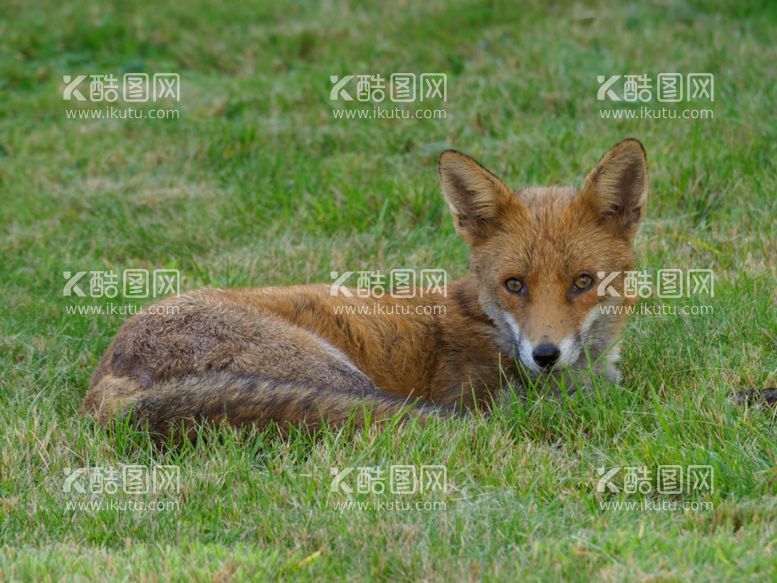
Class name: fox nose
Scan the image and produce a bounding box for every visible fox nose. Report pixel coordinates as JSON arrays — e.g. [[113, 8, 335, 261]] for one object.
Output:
[[532, 343, 560, 369]]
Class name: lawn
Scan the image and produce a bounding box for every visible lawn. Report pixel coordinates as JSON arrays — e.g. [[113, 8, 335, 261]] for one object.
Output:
[[1, 0, 776, 580]]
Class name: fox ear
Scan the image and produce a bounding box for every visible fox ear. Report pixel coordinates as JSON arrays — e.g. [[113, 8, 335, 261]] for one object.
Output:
[[579, 139, 648, 235], [438, 150, 516, 245]]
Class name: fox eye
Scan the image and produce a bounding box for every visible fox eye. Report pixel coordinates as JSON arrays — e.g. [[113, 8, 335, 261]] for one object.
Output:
[[572, 274, 594, 292], [504, 277, 525, 295]]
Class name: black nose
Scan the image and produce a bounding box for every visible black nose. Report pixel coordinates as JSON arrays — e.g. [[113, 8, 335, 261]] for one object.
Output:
[[532, 343, 560, 369]]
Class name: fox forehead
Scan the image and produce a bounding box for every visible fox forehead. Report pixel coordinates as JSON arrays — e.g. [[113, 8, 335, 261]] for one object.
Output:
[[515, 185, 577, 209], [475, 185, 635, 278]]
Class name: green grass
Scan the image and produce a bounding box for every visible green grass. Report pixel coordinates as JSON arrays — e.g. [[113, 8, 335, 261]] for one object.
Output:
[[1, 0, 776, 580]]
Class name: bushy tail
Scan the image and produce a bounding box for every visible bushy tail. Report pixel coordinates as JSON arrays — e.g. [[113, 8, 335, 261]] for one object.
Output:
[[83, 370, 449, 439]]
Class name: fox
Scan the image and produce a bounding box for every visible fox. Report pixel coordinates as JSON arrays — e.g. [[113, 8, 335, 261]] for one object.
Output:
[[83, 138, 648, 438]]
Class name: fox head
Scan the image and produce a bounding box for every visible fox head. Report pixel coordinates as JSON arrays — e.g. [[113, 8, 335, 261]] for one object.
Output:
[[439, 139, 648, 379]]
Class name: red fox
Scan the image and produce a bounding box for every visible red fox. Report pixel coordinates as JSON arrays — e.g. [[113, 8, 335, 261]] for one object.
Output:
[[83, 139, 648, 437]]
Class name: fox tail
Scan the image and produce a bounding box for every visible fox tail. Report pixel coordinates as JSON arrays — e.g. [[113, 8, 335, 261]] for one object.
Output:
[[83, 370, 450, 440]]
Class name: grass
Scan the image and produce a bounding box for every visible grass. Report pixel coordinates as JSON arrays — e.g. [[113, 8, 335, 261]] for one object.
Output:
[[1, 0, 776, 580]]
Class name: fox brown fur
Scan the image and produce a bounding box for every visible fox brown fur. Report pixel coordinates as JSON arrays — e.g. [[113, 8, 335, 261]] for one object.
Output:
[[83, 139, 648, 438]]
